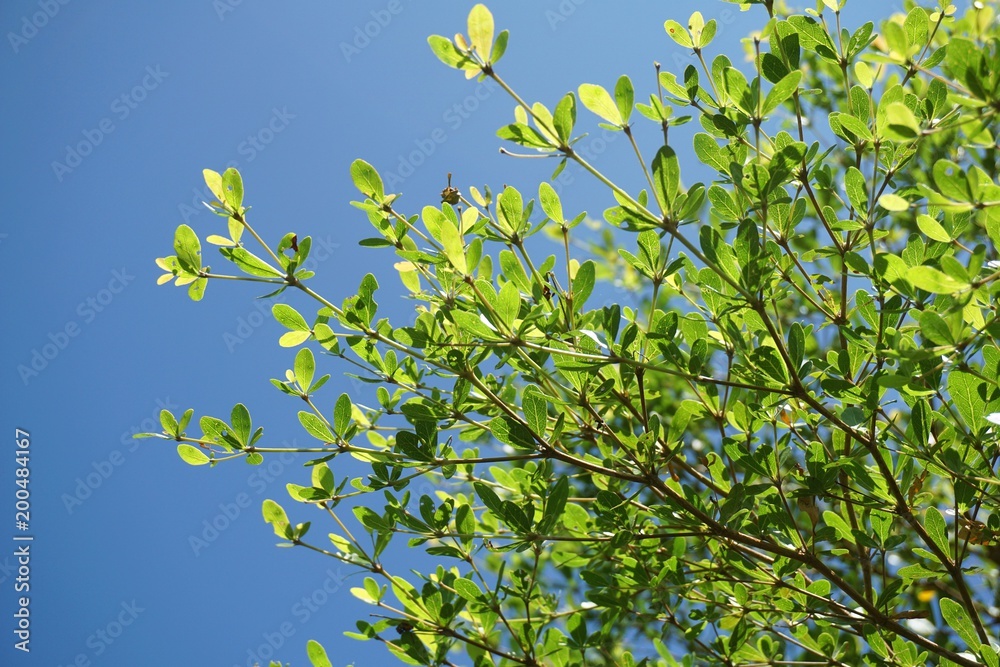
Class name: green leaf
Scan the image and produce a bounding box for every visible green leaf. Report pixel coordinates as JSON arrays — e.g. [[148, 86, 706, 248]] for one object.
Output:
[[940, 598, 979, 648], [350, 159, 384, 201], [917, 215, 951, 242], [306, 640, 333, 667], [522, 385, 547, 436], [879, 193, 909, 211], [203, 169, 225, 202], [349, 586, 375, 605], [919, 310, 954, 346], [882, 102, 920, 141], [552, 93, 576, 145], [173, 225, 202, 274], [295, 347, 315, 390], [541, 477, 570, 535], [614, 75, 634, 125], [637, 230, 661, 269], [474, 481, 504, 517], [854, 61, 874, 88], [933, 161, 972, 202], [199, 416, 231, 447], [693, 134, 728, 173], [279, 331, 311, 348], [188, 276, 207, 302], [578, 83, 623, 126], [497, 123, 553, 149], [572, 260, 596, 309], [177, 408, 194, 434], [924, 507, 951, 557], [946, 38, 980, 91], [160, 409, 178, 436], [699, 19, 717, 48], [299, 411, 335, 443], [539, 182, 564, 224], [836, 112, 873, 143], [688, 11, 704, 40], [497, 280, 519, 328], [450, 309, 497, 338], [221, 167, 244, 210], [439, 216, 467, 274], [177, 444, 210, 466], [500, 500, 532, 533], [331, 395, 350, 438], [904, 7, 929, 49], [760, 52, 789, 84], [467, 4, 494, 60], [428, 35, 470, 69], [652, 146, 680, 210], [664, 20, 693, 48], [906, 266, 969, 294], [453, 578, 483, 602], [231, 403, 251, 445], [489, 416, 536, 450], [262, 499, 291, 538], [762, 71, 802, 116], [949, 370, 988, 432], [273, 304, 310, 331], [788, 15, 835, 57], [823, 510, 856, 543], [221, 247, 283, 278], [845, 167, 868, 213], [498, 186, 524, 236], [491, 29, 509, 64]]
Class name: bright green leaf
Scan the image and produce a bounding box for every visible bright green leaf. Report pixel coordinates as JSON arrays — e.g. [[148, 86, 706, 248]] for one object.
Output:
[[467, 4, 494, 60], [177, 444, 210, 466], [578, 83, 623, 126]]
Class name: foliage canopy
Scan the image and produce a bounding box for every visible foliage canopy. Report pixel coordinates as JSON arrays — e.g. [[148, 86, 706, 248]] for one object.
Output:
[[146, 1, 1000, 665]]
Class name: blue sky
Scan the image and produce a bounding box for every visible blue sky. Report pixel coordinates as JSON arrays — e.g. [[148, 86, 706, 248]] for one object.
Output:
[[1, 1, 897, 665]]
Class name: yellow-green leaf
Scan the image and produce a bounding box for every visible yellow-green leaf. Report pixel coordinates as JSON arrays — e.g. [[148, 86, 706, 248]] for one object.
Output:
[[883, 102, 920, 141], [664, 20, 693, 48], [439, 218, 467, 274], [940, 598, 978, 648], [279, 330, 312, 347], [916, 214, 951, 242], [906, 266, 969, 294], [306, 640, 333, 667], [177, 444, 210, 466], [879, 193, 909, 211], [203, 169, 224, 202], [467, 4, 494, 60], [578, 83, 623, 126]]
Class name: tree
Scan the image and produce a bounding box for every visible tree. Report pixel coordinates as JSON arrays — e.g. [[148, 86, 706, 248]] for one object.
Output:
[[143, 0, 1000, 665]]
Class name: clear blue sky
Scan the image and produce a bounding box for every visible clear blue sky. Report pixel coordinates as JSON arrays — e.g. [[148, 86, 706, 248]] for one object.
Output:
[[1, 1, 895, 665]]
